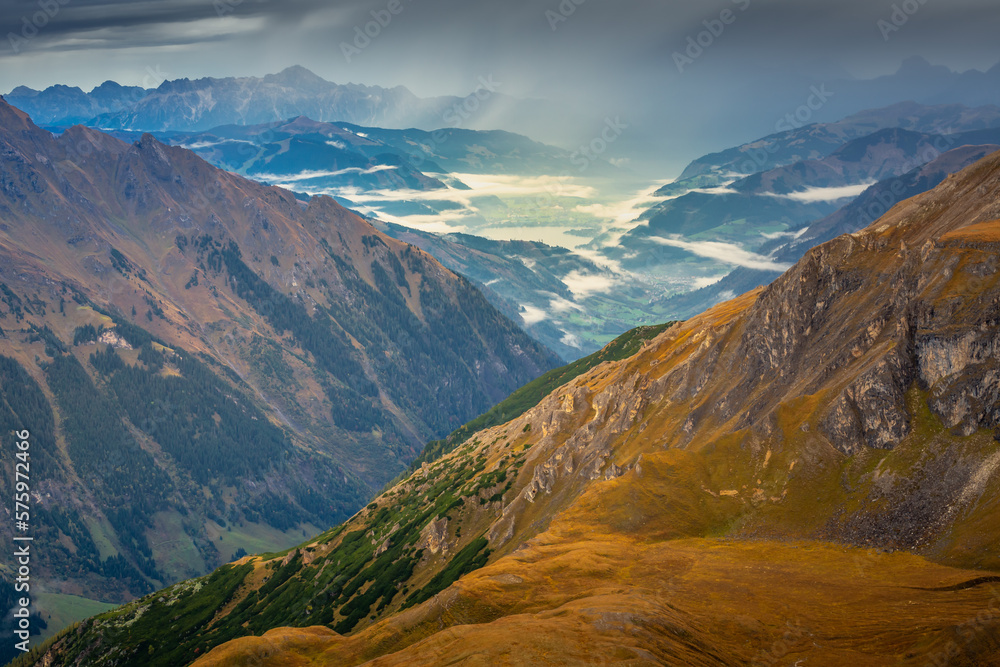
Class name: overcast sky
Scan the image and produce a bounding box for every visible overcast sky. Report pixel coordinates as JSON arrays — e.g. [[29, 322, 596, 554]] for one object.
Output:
[[2, 0, 999, 170]]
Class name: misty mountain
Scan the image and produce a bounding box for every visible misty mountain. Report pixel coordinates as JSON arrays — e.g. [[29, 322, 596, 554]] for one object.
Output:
[[606, 103, 1000, 313], [164, 116, 449, 194], [774, 142, 1000, 257], [663, 100, 1000, 195], [610, 126, 975, 271], [731, 127, 959, 194], [850, 56, 1000, 111], [327, 123, 600, 176], [158, 115, 594, 193], [654, 143, 1000, 320], [4, 80, 149, 127], [8, 66, 435, 131], [5, 66, 572, 146], [9, 58, 1000, 174], [639, 57, 1000, 172]]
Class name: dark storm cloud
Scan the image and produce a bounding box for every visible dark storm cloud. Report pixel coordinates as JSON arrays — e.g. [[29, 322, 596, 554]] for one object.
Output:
[[1, 0, 320, 35], [4, 0, 996, 63], [0, 0, 334, 51]]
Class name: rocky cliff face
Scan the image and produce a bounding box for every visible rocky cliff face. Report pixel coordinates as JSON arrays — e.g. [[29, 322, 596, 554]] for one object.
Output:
[[27, 151, 1000, 666]]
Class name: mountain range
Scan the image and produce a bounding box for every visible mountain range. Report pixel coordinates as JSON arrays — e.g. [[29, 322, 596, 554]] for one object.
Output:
[[129, 116, 636, 360], [154, 115, 601, 201], [22, 136, 1000, 666], [17, 71, 1000, 369], [5, 66, 577, 147], [0, 95, 557, 648], [626, 56, 1000, 171], [152, 102, 1000, 361], [10, 57, 1000, 173], [655, 142, 1000, 321], [667, 100, 1000, 194], [7, 65, 1000, 664], [2, 81, 148, 128]]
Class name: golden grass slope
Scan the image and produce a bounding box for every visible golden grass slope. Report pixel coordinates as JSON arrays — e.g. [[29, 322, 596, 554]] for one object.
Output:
[[194, 538, 1000, 666]]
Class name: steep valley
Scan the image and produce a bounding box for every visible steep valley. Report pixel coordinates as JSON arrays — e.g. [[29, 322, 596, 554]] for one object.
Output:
[[0, 95, 558, 646], [21, 145, 1000, 664]]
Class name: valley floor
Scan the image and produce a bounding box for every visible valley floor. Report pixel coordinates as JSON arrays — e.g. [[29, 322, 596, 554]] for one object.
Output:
[[193, 537, 1000, 666]]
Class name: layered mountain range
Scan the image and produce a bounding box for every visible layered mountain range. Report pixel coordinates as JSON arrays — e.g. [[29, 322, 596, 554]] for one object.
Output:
[[658, 142, 1000, 318], [668, 101, 1000, 193], [617, 117, 1000, 262], [135, 117, 634, 360], [202, 102, 1000, 363], [13, 57, 1000, 168], [609, 102, 1000, 323], [25, 141, 1000, 665], [641, 57, 1000, 170], [21, 71, 1000, 368], [2, 81, 148, 129], [5, 66, 567, 145], [0, 96, 557, 640], [163, 117, 591, 182], [165, 116, 451, 194]]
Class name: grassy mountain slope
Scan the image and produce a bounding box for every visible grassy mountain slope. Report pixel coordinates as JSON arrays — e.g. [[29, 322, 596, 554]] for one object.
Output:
[[407, 322, 676, 475], [12, 322, 670, 667]]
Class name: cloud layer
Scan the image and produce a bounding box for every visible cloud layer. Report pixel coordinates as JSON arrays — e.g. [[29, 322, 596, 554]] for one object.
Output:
[[649, 236, 792, 272]]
